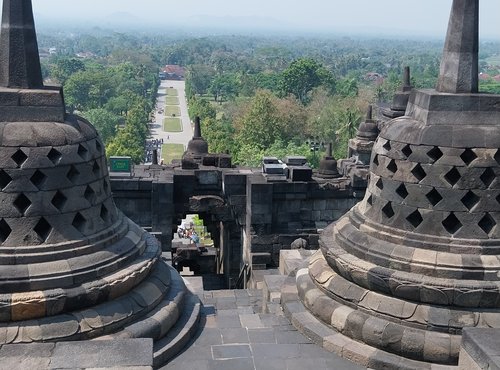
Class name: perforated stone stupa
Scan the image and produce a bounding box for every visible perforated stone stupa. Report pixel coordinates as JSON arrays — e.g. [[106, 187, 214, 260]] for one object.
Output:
[[0, 1, 198, 366], [296, 0, 500, 368]]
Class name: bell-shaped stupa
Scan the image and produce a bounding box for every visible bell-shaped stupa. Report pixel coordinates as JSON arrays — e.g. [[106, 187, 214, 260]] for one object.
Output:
[[296, 0, 500, 367], [0, 1, 198, 366]]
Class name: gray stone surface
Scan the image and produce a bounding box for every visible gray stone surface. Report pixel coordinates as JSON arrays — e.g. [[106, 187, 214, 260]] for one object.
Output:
[[459, 328, 500, 370], [0, 339, 154, 370], [163, 287, 362, 370], [0, 0, 43, 89], [436, 0, 479, 93], [50, 339, 153, 368]]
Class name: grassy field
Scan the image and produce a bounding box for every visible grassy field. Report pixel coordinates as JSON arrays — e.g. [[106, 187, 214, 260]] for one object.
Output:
[[162, 143, 184, 163], [165, 105, 181, 116], [166, 96, 179, 105], [163, 117, 182, 132], [166, 88, 178, 96]]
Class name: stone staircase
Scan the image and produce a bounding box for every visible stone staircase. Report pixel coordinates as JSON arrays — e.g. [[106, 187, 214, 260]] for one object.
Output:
[[0, 258, 202, 370], [272, 250, 458, 370], [97, 262, 201, 367], [163, 282, 362, 370]]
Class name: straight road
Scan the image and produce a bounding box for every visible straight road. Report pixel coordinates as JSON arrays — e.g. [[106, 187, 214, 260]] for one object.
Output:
[[148, 79, 192, 163]]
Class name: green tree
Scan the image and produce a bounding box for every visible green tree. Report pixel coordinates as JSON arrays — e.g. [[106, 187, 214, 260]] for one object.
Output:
[[209, 74, 240, 103], [51, 57, 86, 84], [279, 58, 335, 105], [105, 96, 131, 116], [64, 70, 112, 112], [253, 72, 281, 93], [307, 90, 365, 159], [306, 89, 338, 147], [82, 108, 121, 144], [235, 90, 282, 150], [106, 100, 150, 164], [480, 80, 500, 94], [106, 127, 144, 163], [188, 97, 217, 121], [186, 64, 216, 97], [201, 117, 235, 154], [336, 107, 362, 141], [333, 103, 363, 159], [337, 77, 359, 98], [376, 70, 402, 103], [234, 90, 305, 151]]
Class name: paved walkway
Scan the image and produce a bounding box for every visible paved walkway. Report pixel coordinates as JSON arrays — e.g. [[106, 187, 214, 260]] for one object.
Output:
[[162, 286, 364, 370], [149, 80, 192, 163]]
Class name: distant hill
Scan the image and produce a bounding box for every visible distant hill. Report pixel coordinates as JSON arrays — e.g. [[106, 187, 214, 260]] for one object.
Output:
[[182, 15, 296, 32], [34, 11, 301, 35], [103, 12, 142, 26]]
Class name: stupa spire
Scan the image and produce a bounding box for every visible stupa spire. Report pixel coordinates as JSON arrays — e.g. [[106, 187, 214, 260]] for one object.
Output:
[[194, 116, 202, 138], [0, 0, 43, 88], [436, 0, 479, 93]]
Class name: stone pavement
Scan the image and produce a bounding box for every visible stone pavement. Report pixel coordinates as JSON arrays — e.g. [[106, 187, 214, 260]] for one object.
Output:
[[162, 288, 363, 370], [0, 338, 154, 369]]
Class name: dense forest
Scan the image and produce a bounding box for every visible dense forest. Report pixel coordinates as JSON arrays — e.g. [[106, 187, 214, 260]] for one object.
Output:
[[37, 29, 500, 165]]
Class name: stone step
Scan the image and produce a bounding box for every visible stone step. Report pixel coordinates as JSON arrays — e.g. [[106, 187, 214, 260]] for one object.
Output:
[[102, 264, 187, 341], [100, 264, 201, 368], [280, 269, 457, 370], [249, 268, 279, 289], [279, 249, 314, 276], [0, 260, 173, 344], [251, 252, 272, 266], [262, 274, 288, 314], [262, 274, 287, 302], [153, 292, 201, 367]]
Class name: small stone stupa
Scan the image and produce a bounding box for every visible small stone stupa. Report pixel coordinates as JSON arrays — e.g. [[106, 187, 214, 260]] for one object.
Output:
[[348, 105, 379, 164], [317, 143, 341, 179], [181, 116, 208, 169], [0, 1, 197, 366], [381, 66, 413, 121], [297, 0, 500, 367]]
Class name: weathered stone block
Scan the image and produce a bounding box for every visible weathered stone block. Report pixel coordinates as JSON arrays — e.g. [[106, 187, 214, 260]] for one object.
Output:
[[195, 170, 219, 185], [0, 106, 65, 122], [0, 89, 19, 106], [218, 154, 232, 168], [202, 154, 217, 167], [19, 89, 64, 107], [251, 252, 271, 265], [288, 166, 312, 182], [401, 328, 425, 361], [342, 340, 376, 367], [423, 331, 452, 363], [50, 339, 153, 368]]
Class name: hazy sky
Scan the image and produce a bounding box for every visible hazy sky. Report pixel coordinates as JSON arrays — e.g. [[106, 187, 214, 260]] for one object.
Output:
[[30, 0, 500, 38]]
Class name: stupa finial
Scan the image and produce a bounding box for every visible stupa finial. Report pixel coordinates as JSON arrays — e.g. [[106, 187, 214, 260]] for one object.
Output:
[[0, 0, 44, 89], [194, 116, 202, 138], [436, 0, 479, 93]]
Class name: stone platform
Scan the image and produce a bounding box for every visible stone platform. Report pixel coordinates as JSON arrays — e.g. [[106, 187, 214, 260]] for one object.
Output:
[[278, 250, 457, 370], [163, 287, 362, 370], [0, 339, 154, 369], [0, 282, 363, 370], [5, 262, 500, 370], [0, 251, 202, 369], [458, 328, 500, 370]]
